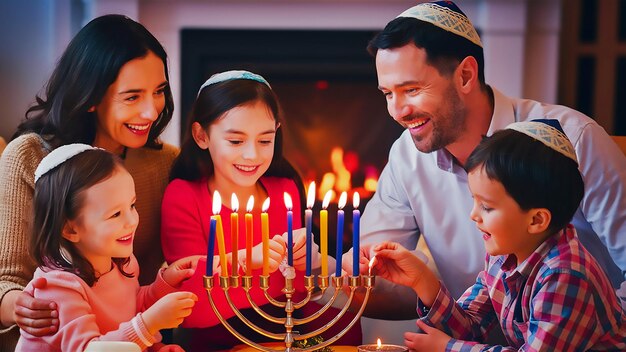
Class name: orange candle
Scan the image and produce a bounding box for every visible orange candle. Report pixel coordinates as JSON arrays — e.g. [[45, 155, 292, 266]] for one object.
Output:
[[213, 191, 228, 277], [320, 190, 333, 277], [245, 196, 254, 276], [261, 198, 270, 276], [230, 194, 239, 275]]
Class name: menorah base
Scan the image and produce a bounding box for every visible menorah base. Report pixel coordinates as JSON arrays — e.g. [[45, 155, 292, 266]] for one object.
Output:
[[204, 273, 375, 352]]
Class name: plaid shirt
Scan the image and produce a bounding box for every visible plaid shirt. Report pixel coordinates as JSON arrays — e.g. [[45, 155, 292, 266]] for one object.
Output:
[[418, 225, 626, 351]]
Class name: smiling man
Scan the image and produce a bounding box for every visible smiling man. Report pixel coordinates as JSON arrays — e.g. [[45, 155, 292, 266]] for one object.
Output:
[[343, 0, 626, 322]]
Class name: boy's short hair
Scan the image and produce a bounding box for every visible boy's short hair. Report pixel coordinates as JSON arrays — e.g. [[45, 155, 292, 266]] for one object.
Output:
[[465, 126, 584, 234]]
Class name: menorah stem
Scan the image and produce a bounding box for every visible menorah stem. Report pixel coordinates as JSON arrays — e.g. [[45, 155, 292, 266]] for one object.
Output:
[[283, 276, 295, 352]]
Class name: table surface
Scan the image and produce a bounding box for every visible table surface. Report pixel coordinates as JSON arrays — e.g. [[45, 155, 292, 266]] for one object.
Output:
[[229, 342, 357, 351]]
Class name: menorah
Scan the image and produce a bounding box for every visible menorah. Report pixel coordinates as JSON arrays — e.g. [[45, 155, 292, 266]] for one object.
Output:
[[203, 182, 374, 351], [203, 269, 374, 352]]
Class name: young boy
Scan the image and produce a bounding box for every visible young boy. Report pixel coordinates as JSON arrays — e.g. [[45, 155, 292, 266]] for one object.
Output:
[[373, 120, 626, 351]]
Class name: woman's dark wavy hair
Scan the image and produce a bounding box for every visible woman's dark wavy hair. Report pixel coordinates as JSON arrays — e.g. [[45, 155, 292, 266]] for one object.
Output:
[[31, 149, 134, 286], [465, 129, 584, 235], [13, 14, 173, 149], [170, 79, 306, 214], [367, 17, 486, 88]]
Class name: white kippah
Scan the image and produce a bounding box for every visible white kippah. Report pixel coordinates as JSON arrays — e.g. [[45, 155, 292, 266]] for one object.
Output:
[[397, 1, 483, 48], [197, 70, 271, 96], [35, 143, 99, 183], [506, 121, 578, 164]]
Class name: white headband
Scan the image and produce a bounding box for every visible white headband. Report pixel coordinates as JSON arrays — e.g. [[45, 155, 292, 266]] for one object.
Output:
[[35, 143, 101, 183], [197, 70, 271, 96]]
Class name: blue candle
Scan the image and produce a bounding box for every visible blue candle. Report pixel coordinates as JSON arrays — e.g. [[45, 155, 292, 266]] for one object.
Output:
[[352, 192, 361, 277], [206, 217, 217, 276], [284, 192, 294, 267], [305, 182, 315, 276], [305, 209, 312, 276], [335, 192, 347, 277]]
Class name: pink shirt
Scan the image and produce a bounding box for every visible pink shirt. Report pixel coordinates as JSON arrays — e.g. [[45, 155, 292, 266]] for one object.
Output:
[[16, 256, 176, 351]]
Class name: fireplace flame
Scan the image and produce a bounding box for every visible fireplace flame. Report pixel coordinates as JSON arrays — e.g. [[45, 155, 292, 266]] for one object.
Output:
[[310, 147, 379, 201]]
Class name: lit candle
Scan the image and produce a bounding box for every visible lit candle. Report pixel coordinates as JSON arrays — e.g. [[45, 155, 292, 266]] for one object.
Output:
[[231, 194, 239, 275], [320, 190, 332, 277], [245, 196, 254, 276], [336, 191, 347, 277], [261, 197, 270, 276], [305, 182, 315, 276], [213, 191, 228, 277], [284, 192, 293, 266], [356, 338, 408, 352], [352, 192, 361, 277]]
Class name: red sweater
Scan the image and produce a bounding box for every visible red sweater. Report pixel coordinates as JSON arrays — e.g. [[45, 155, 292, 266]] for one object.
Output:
[[161, 176, 303, 328]]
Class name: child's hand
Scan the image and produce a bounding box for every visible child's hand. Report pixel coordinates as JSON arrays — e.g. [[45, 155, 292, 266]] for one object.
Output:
[[284, 228, 321, 272], [142, 291, 197, 335], [403, 320, 451, 352], [373, 242, 439, 306], [341, 244, 374, 276], [246, 235, 286, 272], [162, 255, 204, 287]]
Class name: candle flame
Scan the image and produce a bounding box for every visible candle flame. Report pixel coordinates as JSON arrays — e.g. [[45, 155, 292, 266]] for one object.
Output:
[[212, 190, 222, 215], [377, 339, 382, 348], [246, 195, 254, 213], [306, 181, 316, 209], [262, 197, 270, 212], [322, 190, 333, 209], [283, 192, 293, 210], [337, 191, 347, 209], [353, 192, 360, 208], [231, 193, 239, 212]]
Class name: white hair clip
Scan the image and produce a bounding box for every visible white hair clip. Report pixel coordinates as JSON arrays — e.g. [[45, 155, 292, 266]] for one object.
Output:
[[35, 143, 100, 183]]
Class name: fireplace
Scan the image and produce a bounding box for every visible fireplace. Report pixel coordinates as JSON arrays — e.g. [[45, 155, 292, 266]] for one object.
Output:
[[181, 28, 404, 254]]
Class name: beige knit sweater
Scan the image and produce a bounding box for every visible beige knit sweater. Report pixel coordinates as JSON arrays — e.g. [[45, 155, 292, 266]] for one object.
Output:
[[0, 133, 178, 350]]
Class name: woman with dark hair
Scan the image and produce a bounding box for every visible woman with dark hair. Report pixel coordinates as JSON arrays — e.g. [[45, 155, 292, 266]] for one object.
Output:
[[0, 14, 178, 350]]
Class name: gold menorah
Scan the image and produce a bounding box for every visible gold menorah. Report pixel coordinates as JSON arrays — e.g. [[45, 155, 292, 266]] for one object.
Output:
[[203, 269, 375, 352]]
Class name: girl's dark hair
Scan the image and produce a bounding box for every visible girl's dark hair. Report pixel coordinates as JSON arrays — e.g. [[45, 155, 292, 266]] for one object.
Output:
[[170, 79, 306, 213], [31, 149, 134, 286], [13, 14, 173, 149], [367, 17, 486, 88], [465, 129, 584, 234]]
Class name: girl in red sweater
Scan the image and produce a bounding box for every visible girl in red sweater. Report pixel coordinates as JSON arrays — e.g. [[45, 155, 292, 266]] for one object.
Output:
[[161, 70, 361, 350]]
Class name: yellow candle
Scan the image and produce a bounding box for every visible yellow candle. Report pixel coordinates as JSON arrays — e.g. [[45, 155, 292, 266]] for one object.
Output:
[[261, 198, 270, 276], [216, 215, 228, 277], [231, 193, 239, 275], [245, 196, 254, 276], [320, 190, 333, 277]]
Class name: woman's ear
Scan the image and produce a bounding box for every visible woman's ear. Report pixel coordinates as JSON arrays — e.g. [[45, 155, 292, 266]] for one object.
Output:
[[528, 208, 551, 234], [191, 122, 210, 150], [62, 221, 80, 243]]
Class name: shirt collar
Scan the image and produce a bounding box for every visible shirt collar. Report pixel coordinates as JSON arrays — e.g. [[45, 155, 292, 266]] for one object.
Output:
[[486, 86, 516, 136], [501, 225, 575, 278]]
